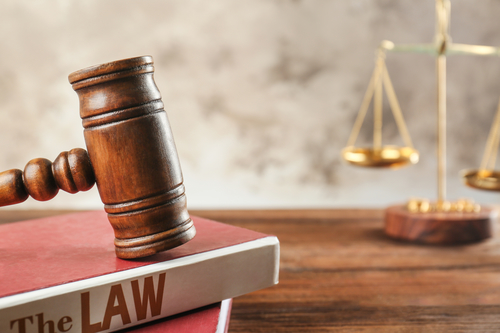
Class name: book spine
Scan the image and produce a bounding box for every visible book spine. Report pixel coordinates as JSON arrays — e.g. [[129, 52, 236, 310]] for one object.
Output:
[[1, 237, 279, 333]]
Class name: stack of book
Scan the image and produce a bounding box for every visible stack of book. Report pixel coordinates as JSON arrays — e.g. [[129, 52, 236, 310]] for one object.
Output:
[[0, 211, 280, 333]]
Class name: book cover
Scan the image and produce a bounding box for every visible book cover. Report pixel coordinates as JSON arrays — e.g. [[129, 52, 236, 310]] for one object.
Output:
[[0, 211, 278, 333], [119, 299, 232, 333]]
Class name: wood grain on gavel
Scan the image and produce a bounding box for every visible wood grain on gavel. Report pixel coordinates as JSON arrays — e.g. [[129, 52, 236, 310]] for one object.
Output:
[[0, 56, 195, 259]]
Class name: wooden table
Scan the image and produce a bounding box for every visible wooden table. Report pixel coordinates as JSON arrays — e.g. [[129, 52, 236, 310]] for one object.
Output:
[[2, 209, 500, 332]]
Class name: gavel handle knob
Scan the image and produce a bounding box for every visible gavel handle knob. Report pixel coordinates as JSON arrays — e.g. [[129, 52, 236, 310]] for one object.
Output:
[[0, 148, 95, 206]]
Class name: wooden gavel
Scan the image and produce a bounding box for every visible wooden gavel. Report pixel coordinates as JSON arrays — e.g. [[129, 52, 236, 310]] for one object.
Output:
[[0, 56, 196, 259]]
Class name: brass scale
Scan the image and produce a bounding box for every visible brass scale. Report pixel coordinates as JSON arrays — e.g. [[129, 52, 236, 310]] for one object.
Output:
[[343, 0, 500, 242]]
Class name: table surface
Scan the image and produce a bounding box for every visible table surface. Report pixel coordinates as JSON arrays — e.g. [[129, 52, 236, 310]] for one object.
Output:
[[2, 209, 500, 332]]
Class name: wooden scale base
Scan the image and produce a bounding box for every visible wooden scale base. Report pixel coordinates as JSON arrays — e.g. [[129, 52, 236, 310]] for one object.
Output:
[[385, 205, 495, 244]]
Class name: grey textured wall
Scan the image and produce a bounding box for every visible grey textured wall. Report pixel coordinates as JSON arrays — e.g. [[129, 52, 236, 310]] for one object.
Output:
[[1, 0, 500, 209]]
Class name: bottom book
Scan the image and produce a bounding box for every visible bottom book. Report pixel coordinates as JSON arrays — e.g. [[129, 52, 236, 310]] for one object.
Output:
[[119, 299, 232, 333]]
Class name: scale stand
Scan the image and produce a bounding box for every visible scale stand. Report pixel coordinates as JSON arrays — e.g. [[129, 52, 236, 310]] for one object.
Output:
[[385, 204, 493, 244], [344, 0, 498, 244]]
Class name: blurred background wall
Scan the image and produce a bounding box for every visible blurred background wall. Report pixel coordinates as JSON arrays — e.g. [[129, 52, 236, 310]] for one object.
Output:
[[1, 0, 500, 209]]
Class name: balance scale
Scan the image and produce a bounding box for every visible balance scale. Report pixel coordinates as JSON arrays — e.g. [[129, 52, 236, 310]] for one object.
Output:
[[343, 0, 499, 244]]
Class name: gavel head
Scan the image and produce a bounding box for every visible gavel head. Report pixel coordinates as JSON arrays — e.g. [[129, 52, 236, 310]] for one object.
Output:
[[68, 56, 195, 259]]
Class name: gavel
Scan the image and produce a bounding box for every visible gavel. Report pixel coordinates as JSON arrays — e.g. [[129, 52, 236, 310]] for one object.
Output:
[[0, 56, 196, 259]]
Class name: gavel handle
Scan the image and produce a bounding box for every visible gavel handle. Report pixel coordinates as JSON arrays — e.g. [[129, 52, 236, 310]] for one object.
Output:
[[0, 148, 95, 206]]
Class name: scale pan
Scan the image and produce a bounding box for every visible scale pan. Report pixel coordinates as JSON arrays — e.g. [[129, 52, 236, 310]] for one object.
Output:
[[342, 146, 419, 168], [461, 169, 500, 191]]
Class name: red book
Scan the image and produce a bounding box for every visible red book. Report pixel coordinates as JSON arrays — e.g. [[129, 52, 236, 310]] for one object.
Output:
[[119, 299, 232, 333], [0, 211, 279, 333]]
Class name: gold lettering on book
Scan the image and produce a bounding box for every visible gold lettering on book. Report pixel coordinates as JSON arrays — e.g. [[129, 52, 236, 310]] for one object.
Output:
[[131, 273, 166, 320], [81, 273, 166, 333], [10, 316, 33, 333], [57, 317, 72, 332], [101, 284, 131, 330], [36, 313, 72, 333], [10, 314, 72, 333], [81, 284, 131, 333], [81, 291, 102, 333], [36, 313, 54, 333]]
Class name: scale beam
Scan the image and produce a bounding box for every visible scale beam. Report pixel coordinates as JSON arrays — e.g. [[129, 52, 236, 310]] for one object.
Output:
[[380, 40, 500, 57], [447, 43, 500, 56]]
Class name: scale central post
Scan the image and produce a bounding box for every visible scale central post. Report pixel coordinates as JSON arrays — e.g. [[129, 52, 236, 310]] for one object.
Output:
[[436, 0, 449, 206], [437, 53, 446, 204]]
